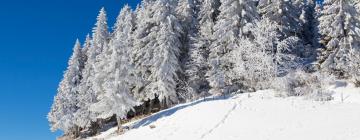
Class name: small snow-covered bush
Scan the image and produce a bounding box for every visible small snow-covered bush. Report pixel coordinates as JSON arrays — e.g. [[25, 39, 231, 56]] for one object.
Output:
[[273, 70, 335, 101]]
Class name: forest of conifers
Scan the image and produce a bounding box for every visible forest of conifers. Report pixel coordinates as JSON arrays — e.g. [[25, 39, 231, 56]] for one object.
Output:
[[48, 0, 360, 138]]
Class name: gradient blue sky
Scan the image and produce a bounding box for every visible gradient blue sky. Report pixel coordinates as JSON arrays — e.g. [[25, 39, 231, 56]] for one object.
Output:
[[0, 0, 140, 140]]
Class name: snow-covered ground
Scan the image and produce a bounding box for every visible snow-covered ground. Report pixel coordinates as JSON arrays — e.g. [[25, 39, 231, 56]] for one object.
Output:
[[85, 82, 360, 140]]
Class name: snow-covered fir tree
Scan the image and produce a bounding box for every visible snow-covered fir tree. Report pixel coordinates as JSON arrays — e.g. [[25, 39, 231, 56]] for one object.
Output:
[[207, 0, 259, 95], [90, 5, 138, 132], [130, 0, 155, 102], [150, 0, 183, 105], [132, 0, 183, 106], [93, 7, 112, 98], [175, 0, 197, 100], [75, 8, 109, 129], [182, 0, 221, 99], [318, 0, 360, 78], [258, 0, 307, 75], [48, 39, 84, 135]]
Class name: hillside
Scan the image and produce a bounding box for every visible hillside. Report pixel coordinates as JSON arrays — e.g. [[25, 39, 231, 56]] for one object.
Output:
[[49, 0, 360, 137], [84, 82, 360, 140]]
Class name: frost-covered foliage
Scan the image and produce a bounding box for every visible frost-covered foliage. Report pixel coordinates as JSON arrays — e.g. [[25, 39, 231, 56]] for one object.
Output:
[[182, 0, 221, 99], [91, 5, 138, 122], [207, 0, 259, 95], [258, 0, 316, 76], [75, 8, 110, 129], [132, 0, 183, 105], [273, 70, 335, 101], [318, 0, 360, 78], [230, 19, 278, 90], [48, 40, 84, 134], [258, 0, 302, 38], [276, 36, 306, 75]]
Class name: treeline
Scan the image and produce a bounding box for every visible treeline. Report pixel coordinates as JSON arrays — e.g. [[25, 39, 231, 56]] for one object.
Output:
[[48, 0, 360, 138]]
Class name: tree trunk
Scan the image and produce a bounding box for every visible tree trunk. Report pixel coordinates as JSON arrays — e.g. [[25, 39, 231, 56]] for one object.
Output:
[[148, 100, 153, 114], [160, 98, 168, 110], [117, 116, 123, 134], [141, 103, 145, 115], [96, 119, 104, 134], [75, 125, 80, 138]]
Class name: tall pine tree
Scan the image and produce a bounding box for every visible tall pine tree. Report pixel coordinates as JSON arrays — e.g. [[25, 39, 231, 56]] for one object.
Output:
[[207, 0, 259, 95], [91, 5, 138, 132], [75, 8, 109, 129], [48, 39, 84, 136]]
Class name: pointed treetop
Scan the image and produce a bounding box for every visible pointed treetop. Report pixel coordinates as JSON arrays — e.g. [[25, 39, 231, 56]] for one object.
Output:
[[113, 5, 134, 41], [95, 7, 108, 29], [91, 7, 109, 55], [73, 39, 82, 54]]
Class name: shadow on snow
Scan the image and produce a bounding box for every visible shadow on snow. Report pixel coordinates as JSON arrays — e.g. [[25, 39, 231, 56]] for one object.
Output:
[[130, 94, 238, 129]]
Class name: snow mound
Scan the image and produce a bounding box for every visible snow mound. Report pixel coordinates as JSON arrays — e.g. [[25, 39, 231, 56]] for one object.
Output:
[[86, 83, 360, 140]]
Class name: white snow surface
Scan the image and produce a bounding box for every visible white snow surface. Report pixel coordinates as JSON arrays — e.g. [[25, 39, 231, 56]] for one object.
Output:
[[85, 82, 360, 140]]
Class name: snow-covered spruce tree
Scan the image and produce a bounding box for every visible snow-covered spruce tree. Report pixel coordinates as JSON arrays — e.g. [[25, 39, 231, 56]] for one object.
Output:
[[318, 0, 360, 78], [93, 8, 112, 99], [180, 0, 221, 99], [258, 0, 306, 75], [175, 0, 207, 100], [75, 8, 109, 131], [131, 0, 159, 102], [230, 19, 279, 90], [151, 0, 183, 106], [132, 0, 183, 107], [90, 5, 139, 132], [207, 0, 259, 95], [48, 39, 84, 136]]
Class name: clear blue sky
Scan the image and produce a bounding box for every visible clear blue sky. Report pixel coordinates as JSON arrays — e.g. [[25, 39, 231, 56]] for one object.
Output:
[[0, 0, 140, 140]]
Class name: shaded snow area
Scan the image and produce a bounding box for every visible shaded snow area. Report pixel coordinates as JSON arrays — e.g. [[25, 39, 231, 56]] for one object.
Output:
[[85, 83, 360, 140]]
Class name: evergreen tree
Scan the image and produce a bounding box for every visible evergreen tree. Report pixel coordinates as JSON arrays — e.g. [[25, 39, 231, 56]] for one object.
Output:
[[48, 39, 84, 135], [132, 0, 183, 106], [91, 5, 138, 132], [75, 8, 109, 129], [318, 0, 360, 78], [93, 7, 111, 97], [207, 0, 259, 95], [182, 0, 221, 99], [258, 0, 305, 75], [175, 0, 207, 100], [131, 0, 158, 102]]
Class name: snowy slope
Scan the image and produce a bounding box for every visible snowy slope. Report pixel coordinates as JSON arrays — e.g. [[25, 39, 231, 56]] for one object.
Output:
[[85, 83, 360, 140]]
